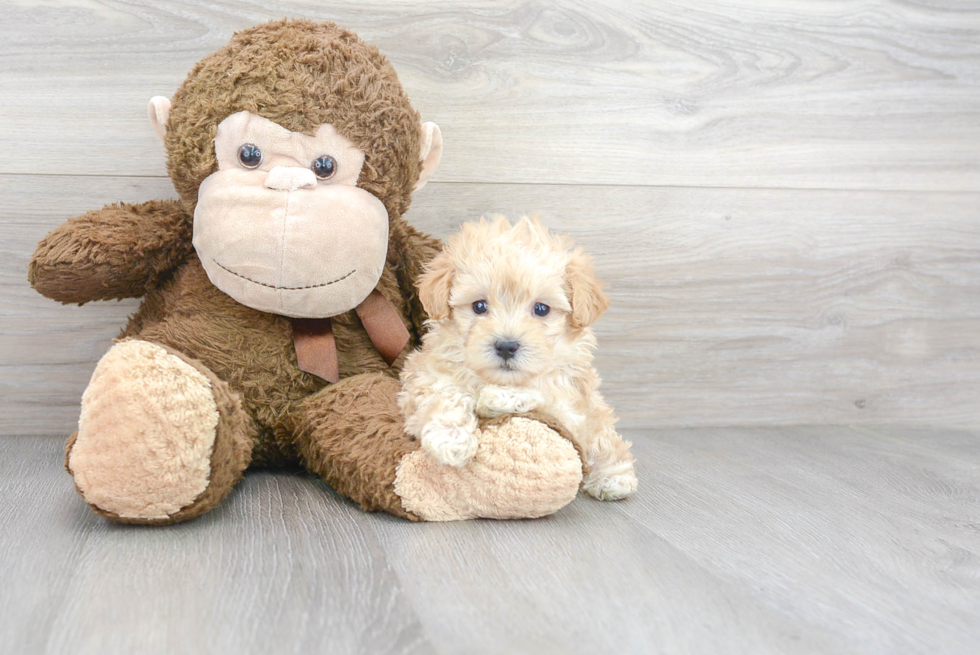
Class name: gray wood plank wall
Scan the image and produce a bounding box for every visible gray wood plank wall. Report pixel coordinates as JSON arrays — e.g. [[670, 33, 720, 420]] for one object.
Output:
[[1, 1, 978, 434]]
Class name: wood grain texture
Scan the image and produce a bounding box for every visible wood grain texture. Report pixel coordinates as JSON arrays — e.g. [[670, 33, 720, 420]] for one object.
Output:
[[0, 438, 433, 655], [2, 1, 978, 435], [3, 4, 979, 654], [0, 0, 977, 190], [3, 174, 977, 433], [1, 428, 977, 654]]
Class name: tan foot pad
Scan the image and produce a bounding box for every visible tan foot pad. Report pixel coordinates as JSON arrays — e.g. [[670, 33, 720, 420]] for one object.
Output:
[[68, 340, 219, 520], [394, 417, 583, 521]]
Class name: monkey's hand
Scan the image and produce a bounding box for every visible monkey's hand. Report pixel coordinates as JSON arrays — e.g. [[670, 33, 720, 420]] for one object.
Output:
[[28, 199, 194, 304], [476, 385, 544, 418]]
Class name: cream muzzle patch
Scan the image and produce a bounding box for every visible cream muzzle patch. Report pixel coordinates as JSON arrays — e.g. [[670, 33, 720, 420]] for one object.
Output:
[[193, 112, 389, 318]]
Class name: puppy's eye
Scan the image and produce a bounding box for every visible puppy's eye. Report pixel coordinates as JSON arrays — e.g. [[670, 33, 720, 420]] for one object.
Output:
[[238, 144, 262, 169], [472, 300, 488, 315], [312, 155, 337, 180], [533, 302, 550, 317]]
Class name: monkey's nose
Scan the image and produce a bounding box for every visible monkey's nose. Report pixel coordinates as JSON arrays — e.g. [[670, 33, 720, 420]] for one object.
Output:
[[264, 166, 317, 191], [494, 340, 520, 361]]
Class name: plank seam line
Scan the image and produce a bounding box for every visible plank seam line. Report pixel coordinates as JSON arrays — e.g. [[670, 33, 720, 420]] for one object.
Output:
[[1, 172, 978, 195]]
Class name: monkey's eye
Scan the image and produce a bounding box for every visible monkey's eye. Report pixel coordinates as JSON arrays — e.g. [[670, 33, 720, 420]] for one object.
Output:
[[472, 300, 488, 315], [312, 155, 337, 180], [533, 302, 550, 317], [237, 144, 263, 169]]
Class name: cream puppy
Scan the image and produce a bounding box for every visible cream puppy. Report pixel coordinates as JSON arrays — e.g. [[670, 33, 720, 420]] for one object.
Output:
[[398, 215, 637, 501]]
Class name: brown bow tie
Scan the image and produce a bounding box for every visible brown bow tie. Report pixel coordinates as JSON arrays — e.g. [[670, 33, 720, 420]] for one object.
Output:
[[291, 290, 411, 383]]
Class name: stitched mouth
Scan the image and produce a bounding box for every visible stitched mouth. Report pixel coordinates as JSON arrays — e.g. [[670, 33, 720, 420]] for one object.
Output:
[[212, 259, 356, 291]]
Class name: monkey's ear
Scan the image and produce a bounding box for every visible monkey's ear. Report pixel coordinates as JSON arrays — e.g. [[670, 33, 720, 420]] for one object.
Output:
[[417, 250, 454, 320], [148, 96, 172, 143], [566, 249, 610, 329], [414, 122, 443, 191]]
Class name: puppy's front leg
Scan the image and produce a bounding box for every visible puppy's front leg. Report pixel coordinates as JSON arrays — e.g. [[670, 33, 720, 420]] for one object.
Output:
[[400, 354, 482, 467], [476, 385, 544, 418], [411, 391, 479, 468]]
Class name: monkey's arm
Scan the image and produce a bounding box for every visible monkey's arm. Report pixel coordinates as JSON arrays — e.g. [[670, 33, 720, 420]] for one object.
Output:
[[28, 199, 194, 304], [391, 221, 442, 334]]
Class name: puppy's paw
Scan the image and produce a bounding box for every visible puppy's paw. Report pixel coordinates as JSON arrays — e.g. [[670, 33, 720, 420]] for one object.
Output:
[[421, 421, 479, 467], [477, 385, 544, 418], [583, 462, 638, 501]]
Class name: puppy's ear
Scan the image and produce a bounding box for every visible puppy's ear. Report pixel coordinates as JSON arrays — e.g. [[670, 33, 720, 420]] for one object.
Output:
[[566, 249, 609, 329], [417, 251, 455, 320]]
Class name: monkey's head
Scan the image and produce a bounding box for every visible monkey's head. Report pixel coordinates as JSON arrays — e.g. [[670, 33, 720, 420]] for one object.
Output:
[[148, 20, 442, 318]]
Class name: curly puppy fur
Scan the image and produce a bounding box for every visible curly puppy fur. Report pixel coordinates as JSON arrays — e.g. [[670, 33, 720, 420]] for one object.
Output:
[[29, 19, 585, 523], [398, 216, 637, 501]]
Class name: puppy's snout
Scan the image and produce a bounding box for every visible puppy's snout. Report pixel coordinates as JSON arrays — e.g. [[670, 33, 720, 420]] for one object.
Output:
[[494, 339, 520, 361]]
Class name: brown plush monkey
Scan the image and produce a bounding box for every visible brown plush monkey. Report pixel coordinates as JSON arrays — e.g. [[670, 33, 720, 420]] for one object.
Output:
[[28, 20, 583, 524]]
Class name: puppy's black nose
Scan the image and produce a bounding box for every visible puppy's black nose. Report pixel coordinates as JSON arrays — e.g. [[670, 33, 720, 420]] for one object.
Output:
[[494, 340, 520, 361]]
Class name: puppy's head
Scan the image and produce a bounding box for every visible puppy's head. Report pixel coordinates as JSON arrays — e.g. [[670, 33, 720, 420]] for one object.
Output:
[[417, 215, 609, 384]]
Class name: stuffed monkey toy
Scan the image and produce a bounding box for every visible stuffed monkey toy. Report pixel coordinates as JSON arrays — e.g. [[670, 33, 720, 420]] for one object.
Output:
[[28, 20, 583, 524]]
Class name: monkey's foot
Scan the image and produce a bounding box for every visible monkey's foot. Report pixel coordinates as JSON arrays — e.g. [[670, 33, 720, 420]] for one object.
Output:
[[66, 339, 252, 524], [394, 416, 583, 521]]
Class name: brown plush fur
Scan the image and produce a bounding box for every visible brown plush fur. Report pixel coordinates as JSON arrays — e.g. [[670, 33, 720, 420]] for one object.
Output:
[[28, 199, 192, 303], [165, 20, 422, 222], [30, 19, 580, 524], [287, 373, 422, 519], [29, 20, 441, 522]]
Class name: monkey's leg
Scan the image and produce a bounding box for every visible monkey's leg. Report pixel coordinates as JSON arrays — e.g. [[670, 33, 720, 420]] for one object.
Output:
[[288, 372, 583, 521], [66, 339, 254, 525]]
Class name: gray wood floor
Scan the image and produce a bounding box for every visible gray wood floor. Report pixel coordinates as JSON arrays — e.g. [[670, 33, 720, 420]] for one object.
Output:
[[1, 427, 977, 655], [2, 2, 979, 654]]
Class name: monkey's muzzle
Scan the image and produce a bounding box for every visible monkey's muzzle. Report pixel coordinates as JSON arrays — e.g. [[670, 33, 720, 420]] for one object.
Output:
[[193, 170, 389, 318]]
